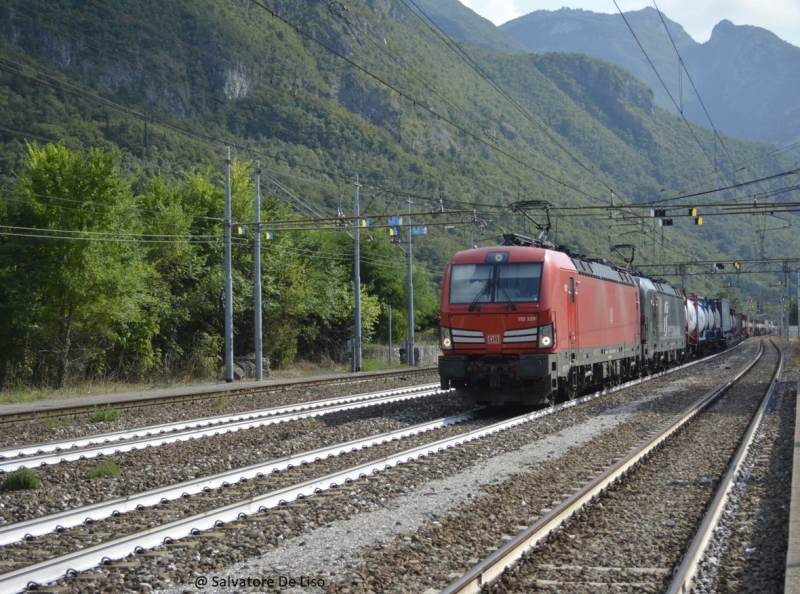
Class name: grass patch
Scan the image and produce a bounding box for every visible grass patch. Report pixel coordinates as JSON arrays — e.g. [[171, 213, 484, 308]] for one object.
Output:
[[0, 388, 52, 405], [88, 460, 121, 479], [213, 394, 228, 410], [42, 417, 74, 430], [2, 467, 41, 491], [90, 404, 119, 423], [360, 360, 408, 372]]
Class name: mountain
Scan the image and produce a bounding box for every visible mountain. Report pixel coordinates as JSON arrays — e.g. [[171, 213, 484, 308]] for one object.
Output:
[[501, 8, 696, 115], [0, 1, 794, 279], [681, 20, 800, 146], [410, 0, 530, 54], [1, 0, 796, 385], [501, 8, 800, 147]]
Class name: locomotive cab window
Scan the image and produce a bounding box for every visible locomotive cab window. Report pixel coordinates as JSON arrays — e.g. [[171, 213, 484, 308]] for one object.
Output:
[[449, 262, 542, 304], [449, 264, 493, 304], [497, 263, 542, 302]]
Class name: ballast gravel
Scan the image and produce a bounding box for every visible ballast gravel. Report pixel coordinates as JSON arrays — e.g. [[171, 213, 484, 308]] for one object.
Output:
[[155, 400, 640, 594], [0, 372, 439, 450], [6, 341, 788, 594], [692, 340, 797, 594]]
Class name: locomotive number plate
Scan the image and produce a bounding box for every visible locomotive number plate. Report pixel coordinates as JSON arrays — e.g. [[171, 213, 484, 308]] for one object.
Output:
[[487, 334, 500, 344]]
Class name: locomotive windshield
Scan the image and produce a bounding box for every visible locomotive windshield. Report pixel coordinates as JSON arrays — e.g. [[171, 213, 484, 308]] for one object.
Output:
[[449, 262, 542, 304]]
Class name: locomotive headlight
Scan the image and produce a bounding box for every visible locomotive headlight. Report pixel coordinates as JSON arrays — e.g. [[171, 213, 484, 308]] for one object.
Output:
[[538, 323, 554, 349], [440, 327, 454, 350]]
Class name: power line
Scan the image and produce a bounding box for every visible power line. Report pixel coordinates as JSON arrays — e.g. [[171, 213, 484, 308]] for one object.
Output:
[[398, 0, 619, 203], [613, 1, 718, 175], [0, 230, 221, 244], [0, 187, 224, 222], [0, 224, 217, 239], [651, 0, 739, 172], [244, 0, 603, 202]]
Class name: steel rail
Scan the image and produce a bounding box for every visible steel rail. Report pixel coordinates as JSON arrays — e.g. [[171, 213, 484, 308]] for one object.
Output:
[[0, 387, 444, 473], [0, 383, 440, 460], [665, 339, 784, 594], [0, 346, 744, 593], [0, 366, 437, 425], [0, 408, 484, 547], [441, 341, 765, 594]]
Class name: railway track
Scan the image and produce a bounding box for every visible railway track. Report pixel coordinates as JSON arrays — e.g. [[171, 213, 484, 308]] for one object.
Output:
[[0, 342, 761, 593], [0, 383, 443, 472], [445, 339, 781, 593], [0, 367, 437, 426]]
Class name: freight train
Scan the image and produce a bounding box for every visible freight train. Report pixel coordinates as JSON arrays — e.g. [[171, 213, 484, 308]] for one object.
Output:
[[437, 233, 773, 406]]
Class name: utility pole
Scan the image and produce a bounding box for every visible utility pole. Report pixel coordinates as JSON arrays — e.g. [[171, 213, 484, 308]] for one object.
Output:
[[224, 147, 234, 382], [388, 305, 393, 366], [353, 175, 362, 372], [254, 161, 263, 381], [785, 261, 791, 339], [406, 197, 415, 367]]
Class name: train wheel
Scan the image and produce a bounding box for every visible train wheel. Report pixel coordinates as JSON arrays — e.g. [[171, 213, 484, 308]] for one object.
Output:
[[557, 378, 577, 402]]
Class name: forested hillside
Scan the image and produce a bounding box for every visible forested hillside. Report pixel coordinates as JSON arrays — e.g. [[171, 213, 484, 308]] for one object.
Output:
[[0, 0, 795, 389]]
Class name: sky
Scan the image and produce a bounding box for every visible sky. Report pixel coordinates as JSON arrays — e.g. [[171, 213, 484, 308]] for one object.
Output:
[[458, 0, 800, 48]]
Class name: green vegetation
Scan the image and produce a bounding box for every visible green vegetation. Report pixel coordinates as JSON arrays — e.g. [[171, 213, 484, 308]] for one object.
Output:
[[361, 359, 407, 372], [90, 404, 120, 423], [2, 468, 41, 491], [42, 417, 74, 430], [0, 0, 794, 391], [88, 460, 121, 479]]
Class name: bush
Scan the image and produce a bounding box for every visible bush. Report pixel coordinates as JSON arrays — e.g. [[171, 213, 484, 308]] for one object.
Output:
[[3, 467, 41, 491], [88, 460, 121, 479], [90, 404, 119, 423]]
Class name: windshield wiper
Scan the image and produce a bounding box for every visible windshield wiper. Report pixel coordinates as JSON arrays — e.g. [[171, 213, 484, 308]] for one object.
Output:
[[467, 279, 492, 312], [496, 282, 518, 311]]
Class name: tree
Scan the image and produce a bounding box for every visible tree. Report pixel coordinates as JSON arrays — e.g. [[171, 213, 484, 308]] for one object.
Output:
[[0, 143, 159, 387]]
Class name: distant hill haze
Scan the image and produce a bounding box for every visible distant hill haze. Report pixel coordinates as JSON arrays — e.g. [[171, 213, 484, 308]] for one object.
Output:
[[500, 7, 800, 147]]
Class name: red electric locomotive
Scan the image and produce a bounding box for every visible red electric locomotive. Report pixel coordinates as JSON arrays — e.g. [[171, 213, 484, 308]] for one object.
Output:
[[438, 233, 641, 406]]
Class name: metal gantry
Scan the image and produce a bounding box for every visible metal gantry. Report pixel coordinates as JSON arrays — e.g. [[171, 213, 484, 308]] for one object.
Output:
[[635, 257, 800, 277]]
